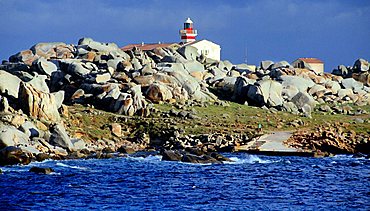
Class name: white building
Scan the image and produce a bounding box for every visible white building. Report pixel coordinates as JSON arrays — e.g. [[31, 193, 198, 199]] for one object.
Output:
[[292, 58, 324, 74], [183, 39, 221, 61]]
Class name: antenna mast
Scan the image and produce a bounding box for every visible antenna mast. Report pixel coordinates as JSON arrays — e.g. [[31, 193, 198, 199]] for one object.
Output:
[[244, 44, 248, 64]]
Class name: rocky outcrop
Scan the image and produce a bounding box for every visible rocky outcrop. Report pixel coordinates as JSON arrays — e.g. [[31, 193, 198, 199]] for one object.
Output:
[[0, 96, 11, 113], [9, 50, 39, 66], [0, 146, 31, 166], [260, 60, 274, 70], [352, 72, 370, 87], [31, 42, 75, 59], [27, 75, 50, 93], [19, 82, 62, 122], [0, 125, 30, 148], [0, 37, 368, 166], [117, 145, 136, 154], [354, 58, 369, 72], [246, 79, 283, 107], [232, 76, 255, 103], [230, 61, 369, 114], [49, 123, 74, 151], [146, 82, 173, 103], [4, 38, 368, 119], [9, 42, 75, 66], [113, 85, 148, 116], [291, 91, 316, 109], [161, 150, 183, 161], [341, 78, 364, 91], [332, 58, 370, 87], [0, 70, 22, 98], [34, 57, 58, 76], [78, 37, 122, 54], [285, 123, 369, 155], [280, 75, 315, 92], [177, 45, 199, 61]]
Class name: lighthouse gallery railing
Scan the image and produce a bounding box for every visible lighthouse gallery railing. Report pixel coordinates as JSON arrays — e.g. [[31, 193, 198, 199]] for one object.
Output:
[[179, 29, 198, 34]]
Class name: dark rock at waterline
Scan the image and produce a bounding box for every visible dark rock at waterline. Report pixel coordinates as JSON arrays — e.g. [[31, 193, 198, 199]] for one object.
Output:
[[129, 150, 158, 158], [354, 142, 370, 155], [117, 146, 136, 154], [79, 149, 91, 155], [209, 152, 232, 162], [92, 151, 116, 159], [161, 149, 231, 164], [102, 147, 115, 153], [0, 146, 31, 166], [29, 167, 54, 174], [181, 154, 222, 164], [68, 151, 87, 159], [352, 152, 368, 158], [185, 147, 205, 156], [101, 153, 115, 159], [161, 150, 183, 161], [36, 153, 50, 162]]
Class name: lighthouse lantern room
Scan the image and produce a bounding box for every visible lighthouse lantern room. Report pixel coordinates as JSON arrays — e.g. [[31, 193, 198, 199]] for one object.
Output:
[[179, 18, 198, 43]]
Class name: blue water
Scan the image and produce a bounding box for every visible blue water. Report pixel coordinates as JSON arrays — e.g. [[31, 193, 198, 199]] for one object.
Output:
[[0, 154, 369, 210]]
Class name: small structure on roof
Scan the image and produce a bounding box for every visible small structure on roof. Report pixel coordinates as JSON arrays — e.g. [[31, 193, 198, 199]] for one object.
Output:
[[292, 58, 324, 74], [121, 17, 221, 61]]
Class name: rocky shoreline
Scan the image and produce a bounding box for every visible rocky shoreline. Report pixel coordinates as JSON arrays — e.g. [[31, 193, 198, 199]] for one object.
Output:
[[0, 38, 369, 167]]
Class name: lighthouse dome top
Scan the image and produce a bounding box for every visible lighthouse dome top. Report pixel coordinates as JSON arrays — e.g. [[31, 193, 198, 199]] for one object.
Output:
[[185, 18, 193, 24]]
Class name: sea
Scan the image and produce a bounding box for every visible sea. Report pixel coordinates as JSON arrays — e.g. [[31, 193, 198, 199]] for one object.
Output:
[[0, 153, 369, 210]]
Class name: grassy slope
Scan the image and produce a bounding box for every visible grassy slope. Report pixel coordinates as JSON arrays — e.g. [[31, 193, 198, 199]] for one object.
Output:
[[156, 102, 370, 134], [64, 102, 370, 144]]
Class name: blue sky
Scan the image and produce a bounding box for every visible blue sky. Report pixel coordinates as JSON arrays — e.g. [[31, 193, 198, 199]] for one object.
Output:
[[0, 0, 369, 71]]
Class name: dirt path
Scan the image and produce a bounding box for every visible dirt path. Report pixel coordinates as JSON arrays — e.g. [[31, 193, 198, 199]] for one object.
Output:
[[257, 131, 297, 152], [236, 131, 299, 153]]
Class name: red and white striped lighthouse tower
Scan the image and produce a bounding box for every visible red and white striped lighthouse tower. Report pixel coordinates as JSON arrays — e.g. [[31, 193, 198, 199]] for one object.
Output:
[[179, 17, 198, 43]]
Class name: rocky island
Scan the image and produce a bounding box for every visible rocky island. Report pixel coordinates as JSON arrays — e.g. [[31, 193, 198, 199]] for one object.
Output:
[[0, 37, 369, 167]]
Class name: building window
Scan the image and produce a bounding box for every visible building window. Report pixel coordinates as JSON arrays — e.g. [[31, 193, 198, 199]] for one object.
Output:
[[298, 61, 304, 68], [201, 49, 209, 55], [184, 23, 191, 29]]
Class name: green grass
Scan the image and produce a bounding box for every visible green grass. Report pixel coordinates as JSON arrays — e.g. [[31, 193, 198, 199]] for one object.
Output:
[[63, 102, 370, 143], [154, 102, 370, 134], [64, 104, 114, 141]]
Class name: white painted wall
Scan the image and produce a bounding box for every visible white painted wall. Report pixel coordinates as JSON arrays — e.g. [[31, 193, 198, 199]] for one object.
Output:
[[187, 40, 221, 61], [309, 63, 324, 74]]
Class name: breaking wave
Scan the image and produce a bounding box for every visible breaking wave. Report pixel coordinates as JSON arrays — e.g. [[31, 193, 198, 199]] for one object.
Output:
[[226, 154, 288, 164], [56, 162, 88, 170]]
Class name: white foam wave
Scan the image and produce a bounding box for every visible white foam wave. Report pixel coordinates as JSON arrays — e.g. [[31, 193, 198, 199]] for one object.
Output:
[[225, 155, 284, 164], [0, 168, 29, 173], [31, 159, 54, 164], [126, 155, 162, 162], [56, 163, 88, 170], [49, 172, 61, 175], [332, 154, 364, 160]]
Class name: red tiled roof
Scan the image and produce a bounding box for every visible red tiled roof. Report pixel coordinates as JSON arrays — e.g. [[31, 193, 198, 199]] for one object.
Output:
[[297, 58, 324, 64], [121, 43, 176, 51]]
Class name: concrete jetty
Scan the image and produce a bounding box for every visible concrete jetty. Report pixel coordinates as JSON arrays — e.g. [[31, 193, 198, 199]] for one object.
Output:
[[235, 131, 314, 156]]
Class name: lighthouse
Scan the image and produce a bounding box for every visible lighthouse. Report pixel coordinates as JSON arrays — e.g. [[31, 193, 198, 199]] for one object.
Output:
[[122, 17, 221, 61], [179, 17, 198, 43]]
